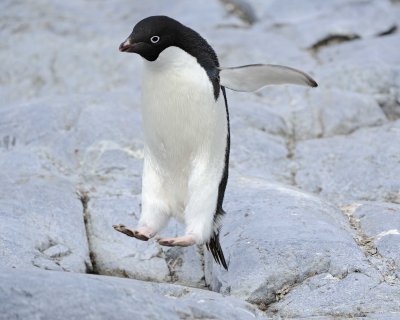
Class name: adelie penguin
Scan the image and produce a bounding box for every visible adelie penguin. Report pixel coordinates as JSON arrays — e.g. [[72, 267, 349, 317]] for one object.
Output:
[[114, 16, 317, 270]]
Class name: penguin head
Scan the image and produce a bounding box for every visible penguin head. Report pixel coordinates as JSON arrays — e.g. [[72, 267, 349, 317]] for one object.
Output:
[[119, 16, 182, 61]]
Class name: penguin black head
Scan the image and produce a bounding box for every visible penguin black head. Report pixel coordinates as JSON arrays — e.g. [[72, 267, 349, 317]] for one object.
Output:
[[120, 15, 220, 99], [119, 16, 184, 61]]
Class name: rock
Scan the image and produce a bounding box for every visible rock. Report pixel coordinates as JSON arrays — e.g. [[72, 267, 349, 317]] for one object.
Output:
[[267, 272, 400, 318], [0, 168, 90, 272], [351, 202, 400, 278], [0, 268, 265, 320], [207, 175, 373, 306], [0, 0, 234, 105], [219, 0, 257, 25], [213, 26, 316, 69], [85, 190, 206, 287], [0, 92, 147, 274], [1, 0, 400, 318], [260, 0, 397, 49], [317, 34, 400, 120], [230, 118, 291, 183], [295, 120, 400, 204], [0, 105, 94, 272], [245, 87, 387, 141], [291, 89, 387, 140], [42, 244, 71, 258]]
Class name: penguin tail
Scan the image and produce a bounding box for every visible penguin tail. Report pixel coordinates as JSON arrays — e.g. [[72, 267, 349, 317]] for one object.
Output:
[[206, 232, 228, 270]]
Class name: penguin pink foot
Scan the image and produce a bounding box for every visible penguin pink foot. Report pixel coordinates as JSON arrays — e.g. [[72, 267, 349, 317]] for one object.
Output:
[[157, 235, 195, 247], [113, 224, 154, 241]]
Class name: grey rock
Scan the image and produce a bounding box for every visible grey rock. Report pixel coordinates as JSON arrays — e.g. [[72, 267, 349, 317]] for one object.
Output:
[[317, 34, 400, 120], [85, 191, 206, 287], [0, 172, 90, 273], [292, 89, 387, 140], [208, 175, 372, 306], [352, 202, 400, 241], [230, 119, 291, 183], [250, 87, 387, 141], [219, 0, 257, 25], [267, 272, 400, 318], [352, 202, 400, 277], [228, 93, 292, 183], [0, 0, 232, 105], [296, 120, 400, 204], [1, 0, 400, 318], [262, 0, 397, 49], [42, 244, 71, 258], [0, 268, 265, 320]]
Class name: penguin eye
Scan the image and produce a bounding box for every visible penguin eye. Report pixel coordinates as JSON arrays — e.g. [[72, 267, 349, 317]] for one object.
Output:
[[150, 36, 160, 44]]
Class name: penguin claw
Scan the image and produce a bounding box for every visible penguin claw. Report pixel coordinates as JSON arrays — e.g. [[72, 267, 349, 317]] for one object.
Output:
[[113, 224, 150, 241], [157, 235, 195, 247]]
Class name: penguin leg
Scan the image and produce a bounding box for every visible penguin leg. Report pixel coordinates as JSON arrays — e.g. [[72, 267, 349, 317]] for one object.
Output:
[[182, 159, 220, 245], [113, 158, 170, 241], [157, 235, 195, 247]]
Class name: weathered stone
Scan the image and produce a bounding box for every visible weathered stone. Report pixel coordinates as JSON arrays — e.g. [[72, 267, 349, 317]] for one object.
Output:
[[292, 89, 386, 140], [261, 0, 397, 49], [250, 87, 387, 141], [0, 268, 265, 320], [0, 168, 90, 272], [296, 120, 400, 204], [351, 202, 400, 277], [1, 0, 400, 318], [317, 34, 400, 120], [207, 175, 373, 306], [230, 119, 291, 183], [85, 191, 206, 287], [267, 272, 400, 318]]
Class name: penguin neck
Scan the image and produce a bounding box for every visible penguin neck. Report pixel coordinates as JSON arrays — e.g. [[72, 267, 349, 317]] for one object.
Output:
[[144, 46, 196, 71], [144, 27, 221, 100]]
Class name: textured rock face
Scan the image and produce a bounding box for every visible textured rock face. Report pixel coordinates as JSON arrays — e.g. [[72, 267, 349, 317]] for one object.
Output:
[[296, 120, 400, 204], [209, 176, 372, 305], [0, 268, 264, 320], [1, 0, 400, 319]]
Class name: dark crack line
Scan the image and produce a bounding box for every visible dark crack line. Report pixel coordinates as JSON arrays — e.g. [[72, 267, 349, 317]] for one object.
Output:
[[197, 245, 209, 289], [341, 204, 399, 285], [218, 0, 257, 25], [77, 189, 98, 274], [309, 34, 361, 54], [286, 117, 297, 186], [256, 268, 330, 312], [263, 269, 371, 316]]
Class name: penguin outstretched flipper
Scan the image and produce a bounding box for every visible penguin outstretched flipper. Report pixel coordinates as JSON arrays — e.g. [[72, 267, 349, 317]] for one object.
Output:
[[206, 232, 228, 270], [219, 64, 318, 92]]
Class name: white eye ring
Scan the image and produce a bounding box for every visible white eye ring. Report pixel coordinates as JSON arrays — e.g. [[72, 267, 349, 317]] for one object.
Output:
[[150, 36, 160, 44]]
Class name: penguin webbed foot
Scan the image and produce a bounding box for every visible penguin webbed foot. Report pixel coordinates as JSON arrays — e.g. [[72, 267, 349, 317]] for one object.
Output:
[[157, 235, 195, 247], [113, 224, 153, 241]]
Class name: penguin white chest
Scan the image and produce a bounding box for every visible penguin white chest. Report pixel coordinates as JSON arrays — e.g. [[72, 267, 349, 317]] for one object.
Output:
[[141, 46, 226, 170]]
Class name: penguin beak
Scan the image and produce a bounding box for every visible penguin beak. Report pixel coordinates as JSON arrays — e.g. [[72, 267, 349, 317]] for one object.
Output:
[[119, 38, 137, 53]]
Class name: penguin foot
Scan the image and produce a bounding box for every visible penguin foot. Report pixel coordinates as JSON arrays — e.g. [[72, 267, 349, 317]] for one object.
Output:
[[113, 224, 154, 241], [157, 235, 195, 247]]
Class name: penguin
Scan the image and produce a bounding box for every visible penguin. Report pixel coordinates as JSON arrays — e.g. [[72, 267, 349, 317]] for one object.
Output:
[[113, 16, 317, 270]]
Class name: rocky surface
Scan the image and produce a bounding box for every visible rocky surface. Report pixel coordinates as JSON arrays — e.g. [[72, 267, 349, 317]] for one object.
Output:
[[1, 0, 400, 319], [0, 268, 263, 320]]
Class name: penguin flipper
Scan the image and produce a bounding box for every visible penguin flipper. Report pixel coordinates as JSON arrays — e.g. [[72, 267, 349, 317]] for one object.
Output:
[[206, 232, 228, 270], [219, 64, 318, 92]]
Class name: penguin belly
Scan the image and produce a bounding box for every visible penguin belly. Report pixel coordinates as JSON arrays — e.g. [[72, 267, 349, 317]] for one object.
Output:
[[140, 47, 227, 240]]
